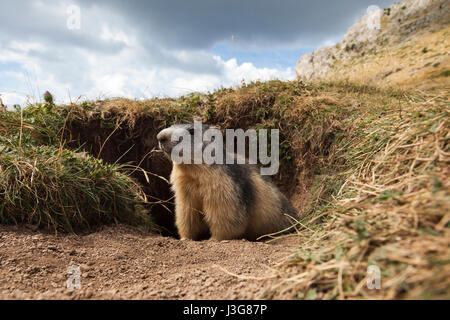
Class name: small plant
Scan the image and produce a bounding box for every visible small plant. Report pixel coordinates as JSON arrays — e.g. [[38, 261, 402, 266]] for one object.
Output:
[[203, 104, 216, 121], [422, 47, 429, 53], [43, 90, 54, 105], [345, 43, 356, 52]]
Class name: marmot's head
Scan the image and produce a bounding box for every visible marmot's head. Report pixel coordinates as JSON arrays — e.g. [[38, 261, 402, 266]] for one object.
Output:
[[157, 123, 216, 163]]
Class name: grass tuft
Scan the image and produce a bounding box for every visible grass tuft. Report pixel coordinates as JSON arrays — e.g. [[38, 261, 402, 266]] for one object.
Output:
[[0, 113, 156, 233]]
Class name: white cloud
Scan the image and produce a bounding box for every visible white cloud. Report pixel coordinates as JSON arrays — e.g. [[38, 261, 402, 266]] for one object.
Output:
[[220, 58, 293, 83], [1, 92, 29, 107], [100, 24, 136, 47], [0, 37, 294, 107]]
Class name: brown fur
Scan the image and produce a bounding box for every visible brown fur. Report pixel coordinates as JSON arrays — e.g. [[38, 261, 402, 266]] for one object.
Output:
[[170, 163, 297, 241]]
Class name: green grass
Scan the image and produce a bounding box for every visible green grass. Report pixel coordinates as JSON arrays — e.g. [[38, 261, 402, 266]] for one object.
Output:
[[0, 115, 155, 233]]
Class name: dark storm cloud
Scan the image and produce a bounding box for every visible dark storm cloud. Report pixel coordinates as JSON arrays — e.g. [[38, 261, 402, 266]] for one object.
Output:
[[0, 0, 223, 74], [77, 0, 397, 49], [0, 2, 125, 54]]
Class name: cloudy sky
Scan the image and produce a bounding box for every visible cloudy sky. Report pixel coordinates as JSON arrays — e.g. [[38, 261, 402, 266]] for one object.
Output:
[[0, 0, 396, 106]]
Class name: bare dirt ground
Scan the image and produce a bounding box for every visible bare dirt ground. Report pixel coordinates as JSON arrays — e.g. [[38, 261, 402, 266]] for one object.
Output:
[[0, 224, 298, 300]]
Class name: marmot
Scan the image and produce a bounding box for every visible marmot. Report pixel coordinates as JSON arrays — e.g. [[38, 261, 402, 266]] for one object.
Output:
[[157, 123, 297, 241]]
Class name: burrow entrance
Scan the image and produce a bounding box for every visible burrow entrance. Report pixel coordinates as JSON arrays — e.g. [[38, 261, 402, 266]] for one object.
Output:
[[67, 116, 177, 236], [66, 111, 339, 237]]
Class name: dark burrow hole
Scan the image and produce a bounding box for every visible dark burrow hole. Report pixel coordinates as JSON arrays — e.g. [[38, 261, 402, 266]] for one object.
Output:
[[67, 117, 178, 237]]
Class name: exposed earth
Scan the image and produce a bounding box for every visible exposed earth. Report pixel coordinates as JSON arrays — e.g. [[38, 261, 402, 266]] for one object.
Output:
[[0, 224, 298, 300]]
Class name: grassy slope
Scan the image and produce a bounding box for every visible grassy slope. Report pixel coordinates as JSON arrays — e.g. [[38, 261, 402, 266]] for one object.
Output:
[[324, 0, 450, 91], [328, 25, 450, 90], [266, 83, 449, 299]]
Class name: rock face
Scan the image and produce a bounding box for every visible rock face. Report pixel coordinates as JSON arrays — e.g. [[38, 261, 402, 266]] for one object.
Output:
[[295, 0, 448, 81], [294, 48, 336, 81]]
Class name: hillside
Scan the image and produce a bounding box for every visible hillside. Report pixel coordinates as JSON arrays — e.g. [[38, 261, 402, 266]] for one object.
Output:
[[0, 0, 449, 300], [295, 0, 450, 90]]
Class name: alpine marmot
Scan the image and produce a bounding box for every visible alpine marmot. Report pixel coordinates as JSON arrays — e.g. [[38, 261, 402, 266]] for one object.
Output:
[[157, 123, 297, 241]]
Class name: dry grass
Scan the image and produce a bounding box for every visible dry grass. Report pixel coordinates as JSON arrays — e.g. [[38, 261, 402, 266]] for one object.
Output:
[[327, 26, 450, 91], [265, 86, 450, 300]]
